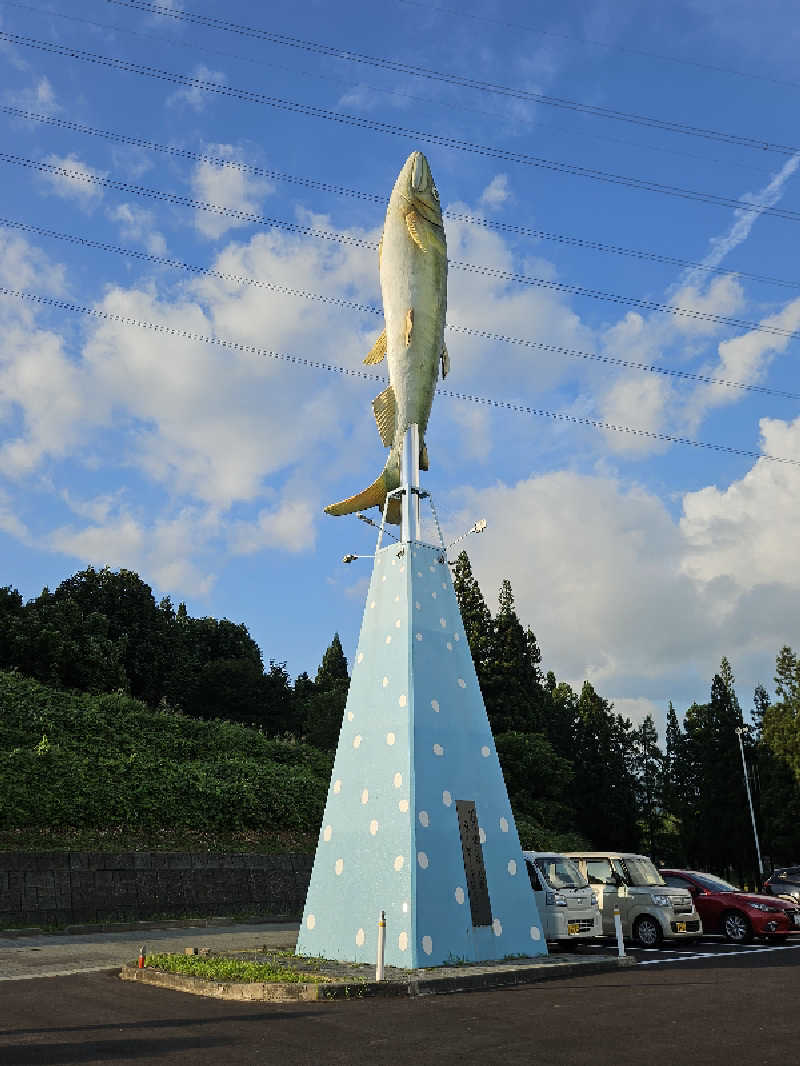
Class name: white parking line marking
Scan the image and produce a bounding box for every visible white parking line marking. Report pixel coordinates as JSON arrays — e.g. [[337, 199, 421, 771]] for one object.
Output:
[[0, 965, 116, 981], [638, 942, 800, 965]]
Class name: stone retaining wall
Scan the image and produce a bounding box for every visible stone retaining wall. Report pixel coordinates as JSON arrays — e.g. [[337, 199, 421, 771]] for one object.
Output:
[[0, 852, 313, 926]]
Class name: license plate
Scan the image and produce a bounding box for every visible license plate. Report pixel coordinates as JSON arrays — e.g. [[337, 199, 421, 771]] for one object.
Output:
[[567, 923, 580, 935], [676, 921, 687, 933]]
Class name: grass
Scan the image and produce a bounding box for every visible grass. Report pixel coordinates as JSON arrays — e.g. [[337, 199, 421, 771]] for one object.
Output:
[[144, 953, 330, 984]]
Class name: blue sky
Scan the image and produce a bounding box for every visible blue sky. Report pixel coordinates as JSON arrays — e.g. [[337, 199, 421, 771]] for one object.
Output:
[[1, 0, 799, 736]]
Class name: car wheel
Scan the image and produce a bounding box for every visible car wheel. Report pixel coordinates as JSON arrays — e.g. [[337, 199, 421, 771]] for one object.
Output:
[[722, 911, 753, 943], [634, 915, 663, 948]]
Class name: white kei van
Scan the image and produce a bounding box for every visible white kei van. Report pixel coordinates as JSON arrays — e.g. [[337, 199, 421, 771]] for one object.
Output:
[[522, 851, 602, 946]]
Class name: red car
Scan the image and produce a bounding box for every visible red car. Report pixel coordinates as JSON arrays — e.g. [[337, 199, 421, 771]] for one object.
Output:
[[660, 869, 800, 943]]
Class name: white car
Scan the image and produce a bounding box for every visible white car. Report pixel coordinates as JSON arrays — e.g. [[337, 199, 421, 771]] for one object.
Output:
[[522, 851, 602, 946]]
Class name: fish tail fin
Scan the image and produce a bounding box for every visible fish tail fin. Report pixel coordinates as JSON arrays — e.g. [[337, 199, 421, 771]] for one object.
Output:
[[324, 470, 389, 519]]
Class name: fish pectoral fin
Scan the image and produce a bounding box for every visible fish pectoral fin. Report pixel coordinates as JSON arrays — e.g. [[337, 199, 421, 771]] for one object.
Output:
[[420, 442, 429, 471], [441, 342, 450, 379], [324, 472, 388, 518], [406, 208, 426, 252], [363, 327, 387, 365], [385, 497, 402, 526], [404, 307, 414, 347], [372, 385, 396, 448]]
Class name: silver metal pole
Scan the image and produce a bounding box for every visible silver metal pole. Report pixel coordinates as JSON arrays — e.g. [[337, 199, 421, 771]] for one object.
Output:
[[401, 429, 411, 543], [410, 423, 420, 542], [376, 910, 386, 981], [735, 727, 764, 879]]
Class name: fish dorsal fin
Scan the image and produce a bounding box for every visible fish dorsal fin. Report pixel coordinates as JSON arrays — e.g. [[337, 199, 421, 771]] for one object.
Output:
[[406, 208, 426, 252], [363, 327, 387, 365], [372, 385, 396, 448], [441, 341, 450, 379]]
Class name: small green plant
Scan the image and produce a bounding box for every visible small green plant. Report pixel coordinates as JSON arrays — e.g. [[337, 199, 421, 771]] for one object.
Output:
[[143, 952, 329, 984]]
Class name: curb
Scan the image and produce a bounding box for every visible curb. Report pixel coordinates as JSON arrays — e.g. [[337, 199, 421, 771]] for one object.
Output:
[[120, 954, 636, 1001], [0, 915, 300, 939]]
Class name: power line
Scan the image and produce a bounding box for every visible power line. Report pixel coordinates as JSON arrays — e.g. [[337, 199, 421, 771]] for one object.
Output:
[[106, 0, 800, 159], [2, 283, 797, 467], [5, 105, 798, 294], [5, 214, 797, 402], [5, 152, 800, 344], [1, 1, 771, 179], [3, 29, 800, 223], [397, 0, 800, 95]]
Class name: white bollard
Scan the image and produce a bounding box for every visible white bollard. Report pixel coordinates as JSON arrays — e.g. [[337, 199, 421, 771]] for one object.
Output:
[[613, 907, 626, 958], [376, 910, 386, 981]]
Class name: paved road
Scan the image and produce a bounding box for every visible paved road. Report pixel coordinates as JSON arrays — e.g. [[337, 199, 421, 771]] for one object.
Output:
[[0, 923, 298, 981], [0, 937, 798, 1065]]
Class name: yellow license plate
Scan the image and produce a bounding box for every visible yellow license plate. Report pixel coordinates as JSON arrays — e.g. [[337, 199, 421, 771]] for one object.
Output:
[[567, 923, 580, 935], [676, 921, 687, 932]]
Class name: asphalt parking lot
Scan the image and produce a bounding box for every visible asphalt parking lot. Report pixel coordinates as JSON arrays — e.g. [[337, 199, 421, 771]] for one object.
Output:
[[0, 931, 798, 1065]]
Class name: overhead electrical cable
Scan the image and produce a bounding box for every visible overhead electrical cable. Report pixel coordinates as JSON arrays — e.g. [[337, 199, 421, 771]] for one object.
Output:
[[5, 215, 796, 402], [4, 105, 797, 293], [2, 2, 773, 177], [397, 0, 800, 95], [106, 0, 800, 159], [5, 152, 800, 344], [3, 283, 797, 468], [2, 29, 799, 222]]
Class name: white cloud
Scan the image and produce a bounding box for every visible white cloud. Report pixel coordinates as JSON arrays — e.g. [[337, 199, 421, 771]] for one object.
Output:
[[479, 174, 511, 209], [40, 153, 106, 209], [167, 64, 226, 112], [4, 76, 60, 114], [107, 203, 167, 256], [189, 146, 272, 239]]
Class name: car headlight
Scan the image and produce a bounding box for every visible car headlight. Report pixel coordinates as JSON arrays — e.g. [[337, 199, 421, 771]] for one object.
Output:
[[748, 902, 778, 912], [545, 891, 568, 907], [591, 892, 598, 907], [650, 894, 672, 907]]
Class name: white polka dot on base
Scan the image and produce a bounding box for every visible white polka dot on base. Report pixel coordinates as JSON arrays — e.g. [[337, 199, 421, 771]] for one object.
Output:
[[418, 810, 429, 827], [386, 732, 396, 745], [346, 711, 354, 721], [439, 617, 446, 627], [429, 566, 435, 573], [398, 799, 409, 812], [370, 819, 379, 835], [530, 926, 541, 941], [353, 735, 362, 749], [480, 746, 490, 757], [454, 633, 460, 642], [507, 859, 517, 875], [335, 858, 344, 876], [431, 591, 437, 600], [361, 789, 369, 804], [492, 918, 503, 937], [355, 928, 365, 946], [417, 851, 428, 869], [323, 825, 332, 842], [333, 779, 342, 793], [398, 932, 408, 951], [457, 678, 466, 688], [431, 699, 440, 712], [357, 652, 364, 663], [416, 633, 423, 641], [370, 601, 376, 609], [442, 790, 452, 806], [385, 635, 392, 644], [393, 772, 403, 788], [417, 571, 423, 578], [446, 642, 452, 651], [433, 743, 444, 756], [415, 601, 421, 610], [421, 935, 433, 955], [306, 914, 316, 930], [454, 886, 465, 904], [382, 676, 389, 688], [402, 901, 409, 913], [398, 693, 407, 707], [381, 575, 387, 583], [499, 817, 509, 833], [394, 855, 404, 871], [395, 618, 401, 628]]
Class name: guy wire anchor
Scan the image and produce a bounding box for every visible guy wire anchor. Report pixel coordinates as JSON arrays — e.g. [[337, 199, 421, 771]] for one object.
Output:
[[444, 518, 488, 563]]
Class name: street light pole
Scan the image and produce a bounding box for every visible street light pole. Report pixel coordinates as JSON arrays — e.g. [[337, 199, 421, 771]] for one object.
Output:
[[735, 727, 764, 881]]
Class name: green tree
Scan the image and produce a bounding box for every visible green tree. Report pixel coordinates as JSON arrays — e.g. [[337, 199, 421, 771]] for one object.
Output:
[[631, 714, 663, 857], [301, 634, 350, 750], [481, 579, 548, 735], [452, 551, 492, 688]]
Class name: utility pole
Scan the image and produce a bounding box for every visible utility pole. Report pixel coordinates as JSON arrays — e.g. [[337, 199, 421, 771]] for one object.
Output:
[[735, 727, 764, 881]]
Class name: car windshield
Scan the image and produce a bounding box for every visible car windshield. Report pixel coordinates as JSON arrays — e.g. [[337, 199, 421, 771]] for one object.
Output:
[[693, 873, 737, 892], [621, 857, 665, 887], [535, 856, 587, 889]]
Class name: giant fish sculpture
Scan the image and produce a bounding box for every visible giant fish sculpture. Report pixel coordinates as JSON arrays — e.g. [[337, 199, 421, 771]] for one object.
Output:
[[325, 150, 449, 525]]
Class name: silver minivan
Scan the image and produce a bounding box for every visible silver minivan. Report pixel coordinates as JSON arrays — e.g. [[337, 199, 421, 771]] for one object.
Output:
[[523, 851, 602, 946], [565, 852, 702, 948]]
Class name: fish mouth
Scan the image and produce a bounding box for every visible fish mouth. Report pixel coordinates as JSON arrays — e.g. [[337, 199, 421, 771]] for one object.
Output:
[[402, 151, 443, 226]]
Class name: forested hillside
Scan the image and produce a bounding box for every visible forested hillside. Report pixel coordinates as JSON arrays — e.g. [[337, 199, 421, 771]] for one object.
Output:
[[1, 562, 799, 878]]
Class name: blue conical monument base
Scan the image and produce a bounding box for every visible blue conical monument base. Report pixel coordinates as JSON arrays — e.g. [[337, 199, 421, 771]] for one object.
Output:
[[297, 538, 546, 967]]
